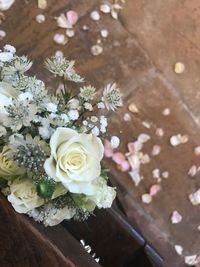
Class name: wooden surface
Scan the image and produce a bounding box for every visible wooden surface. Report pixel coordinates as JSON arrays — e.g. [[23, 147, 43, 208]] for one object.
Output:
[[0, 194, 101, 267], [0, 0, 200, 266]]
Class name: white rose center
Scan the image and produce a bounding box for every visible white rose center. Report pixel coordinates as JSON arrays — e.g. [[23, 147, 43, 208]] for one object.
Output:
[[58, 143, 88, 173]]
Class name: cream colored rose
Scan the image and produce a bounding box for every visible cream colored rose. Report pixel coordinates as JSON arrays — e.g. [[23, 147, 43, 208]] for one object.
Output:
[[44, 127, 104, 195], [7, 178, 44, 214], [0, 146, 24, 180]]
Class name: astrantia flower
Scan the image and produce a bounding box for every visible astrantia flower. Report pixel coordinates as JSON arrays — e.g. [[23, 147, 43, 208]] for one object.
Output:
[[45, 56, 84, 82], [102, 83, 122, 111], [79, 85, 96, 101], [2, 56, 32, 76], [4, 99, 38, 131]]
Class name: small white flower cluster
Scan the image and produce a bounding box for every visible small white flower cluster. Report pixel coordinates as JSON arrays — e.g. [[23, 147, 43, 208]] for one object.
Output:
[[0, 45, 122, 226]]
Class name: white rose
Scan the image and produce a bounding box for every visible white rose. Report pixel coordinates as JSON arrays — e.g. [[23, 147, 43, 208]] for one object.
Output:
[[7, 178, 44, 214], [44, 127, 104, 195], [89, 177, 116, 208], [0, 82, 18, 118], [0, 146, 24, 179]]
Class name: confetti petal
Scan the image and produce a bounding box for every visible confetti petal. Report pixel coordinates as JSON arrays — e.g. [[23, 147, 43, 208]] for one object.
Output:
[[120, 160, 130, 172], [66, 10, 78, 26], [112, 152, 125, 164], [185, 255, 200, 266], [142, 193, 152, 204], [171, 211, 182, 224], [149, 184, 161, 196], [188, 165, 197, 177], [189, 189, 200, 205], [174, 245, 183, 256], [151, 145, 161, 156], [129, 171, 143, 186]]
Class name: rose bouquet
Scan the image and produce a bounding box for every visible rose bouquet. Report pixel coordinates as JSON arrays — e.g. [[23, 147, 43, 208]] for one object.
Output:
[[0, 45, 122, 226]]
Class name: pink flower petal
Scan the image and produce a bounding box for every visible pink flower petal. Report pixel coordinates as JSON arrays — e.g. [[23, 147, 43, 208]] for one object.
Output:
[[128, 142, 136, 153], [66, 10, 78, 26], [120, 160, 130, 171], [171, 211, 182, 224], [149, 184, 161, 196], [112, 152, 125, 164], [104, 147, 113, 158]]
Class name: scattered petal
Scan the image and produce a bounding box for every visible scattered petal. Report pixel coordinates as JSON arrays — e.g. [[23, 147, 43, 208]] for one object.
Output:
[[129, 171, 143, 186], [53, 33, 68, 45], [112, 152, 125, 165], [97, 38, 101, 44], [151, 145, 161, 156], [66, 29, 75, 38], [194, 146, 200, 156], [128, 142, 142, 153], [90, 11, 100, 21], [111, 9, 118, 20], [140, 154, 151, 164], [138, 133, 151, 143], [127, 155, 140, 170], [142, 193, 152, 204], [174, 245, 183, 256], [123, 113, 131, 121], [152, 168, 160, 179], [142, 121, 151, 129], [149, 184, 161, 196], [170, 134, 181, 146], [162, 171, 169, 179], [104, 147, 113, 158], [162, 108, 171, 116], [90, 45, 103, 56], [170, 134, 185, 146], [36, 14, 45, 23], [101, 29, 109, 38], [128, 103, 139, 113], [155, 128, 164, 137], [174, 62, 185, 74], [181, 134, 189, 144], [197, 225, 200, 231], [82, 24, 89, 31], [38, 0, 47, 9], [188, 165, 197, 177], [120, 160, 130, 172], [100, 4, 111, 14], [0, 29, 6, 40], [171, 211, 182, 224], [189, 189, 200, 205], [185, 255, 200, 266], [57, 14, 72, 29], [66, 10, 78, 26]]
